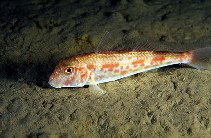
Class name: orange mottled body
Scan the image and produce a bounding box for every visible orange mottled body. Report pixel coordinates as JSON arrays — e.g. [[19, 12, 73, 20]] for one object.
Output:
[[49, 50, 192, 88], [78, 51, 191, 84]]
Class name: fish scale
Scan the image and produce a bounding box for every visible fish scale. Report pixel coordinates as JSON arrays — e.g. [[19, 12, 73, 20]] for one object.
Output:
[[79, 51, 191, 85]]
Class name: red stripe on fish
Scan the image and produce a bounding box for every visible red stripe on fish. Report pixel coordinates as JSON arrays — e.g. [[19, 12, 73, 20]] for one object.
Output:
[[151, 56, 166, 64]]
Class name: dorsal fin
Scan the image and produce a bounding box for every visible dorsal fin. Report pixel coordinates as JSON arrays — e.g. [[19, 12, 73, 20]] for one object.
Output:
[[90, 31, 193, 54], [95, 31, 118, 53], [96, 31, 110, 52]]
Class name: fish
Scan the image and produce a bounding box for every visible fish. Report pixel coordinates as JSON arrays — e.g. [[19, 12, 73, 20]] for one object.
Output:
[[48, 46, 211, 88]]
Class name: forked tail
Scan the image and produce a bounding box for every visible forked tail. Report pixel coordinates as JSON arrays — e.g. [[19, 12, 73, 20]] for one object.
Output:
[[188, 47, 211, 70]]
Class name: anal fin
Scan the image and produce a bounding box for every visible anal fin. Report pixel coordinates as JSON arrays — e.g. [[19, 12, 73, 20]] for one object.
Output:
[[89, 84, 106, 95]]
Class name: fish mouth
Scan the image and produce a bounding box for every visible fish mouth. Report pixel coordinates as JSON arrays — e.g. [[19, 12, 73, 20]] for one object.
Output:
[[48, 80, 62, 88]]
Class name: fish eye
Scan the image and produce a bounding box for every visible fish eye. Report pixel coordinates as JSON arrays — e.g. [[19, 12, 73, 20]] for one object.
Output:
[[65, 67, 72, 74]]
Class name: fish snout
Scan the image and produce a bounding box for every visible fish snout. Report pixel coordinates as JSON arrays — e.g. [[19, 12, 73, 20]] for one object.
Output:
[[48, 71, 62, 88]]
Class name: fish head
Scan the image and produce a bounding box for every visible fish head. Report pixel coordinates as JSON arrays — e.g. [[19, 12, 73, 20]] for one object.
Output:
[[49, 58, 90, 88]]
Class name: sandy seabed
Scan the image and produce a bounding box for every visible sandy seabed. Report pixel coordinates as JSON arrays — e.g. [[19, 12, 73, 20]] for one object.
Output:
[[1, 0, 211, 137]]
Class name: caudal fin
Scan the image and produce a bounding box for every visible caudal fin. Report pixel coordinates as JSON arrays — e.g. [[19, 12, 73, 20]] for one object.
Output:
[[189, 47, 211, 70]]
